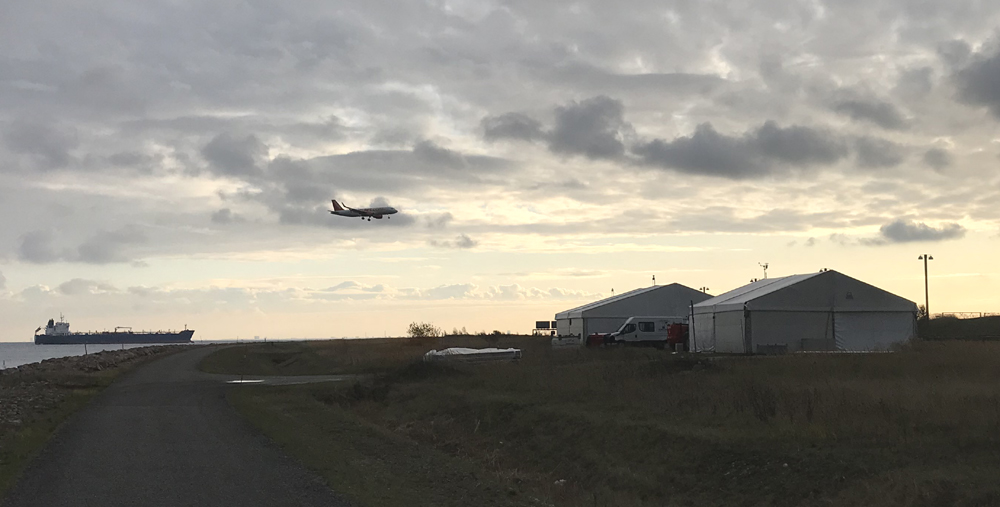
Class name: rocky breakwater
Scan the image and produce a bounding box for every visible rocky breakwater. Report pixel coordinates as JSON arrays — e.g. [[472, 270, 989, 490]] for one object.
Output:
[[0, 346, 183, 428]]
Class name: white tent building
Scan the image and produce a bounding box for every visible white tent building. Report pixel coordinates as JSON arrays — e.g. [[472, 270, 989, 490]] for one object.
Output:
[[692, 270, 917, 353], [555, 284, 712, 338]]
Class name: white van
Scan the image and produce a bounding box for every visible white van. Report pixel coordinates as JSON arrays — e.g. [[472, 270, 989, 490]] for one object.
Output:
[[609, 316, 688, 346]]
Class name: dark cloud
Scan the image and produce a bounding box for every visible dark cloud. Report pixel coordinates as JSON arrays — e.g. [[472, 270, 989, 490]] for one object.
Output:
[[877, 219, 966, 243], [632, 123, 753, 176], [633, 121, 848, 178], [894, 67, 933, 99], [425, 212, 453, 229], [754, 122, 848, 165], [63, 67, 146, 115], [107, 151, 148, 166], [855, 137, 905, 168], [548, 96, 632, 160], [923, 148, 952, 170], [938, 39, 972, 68], [832, 97, 908, 130], [1, 0, 998, 283], [429, 234, 478, 249], [955, 44, 1000, 118], [231, 143, 509, 230], [412, 140, 467, 169], [369, 127, 415, 148], [3, 120, 78, 169], [481, 113, 546, 142], [106, 151, 164, 173], [211, 208, 243, 224], [480, 96, 635, 161], [201, 133, 269, 177], [286, 116, 345, 143], [16, 231, 61, 264], [16, 227, 147, 264], [539, 63, 726, 96], [75, 226, 148, 264]]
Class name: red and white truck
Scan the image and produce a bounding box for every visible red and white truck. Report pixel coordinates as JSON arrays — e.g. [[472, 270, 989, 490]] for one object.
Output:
[[598, 316, 690, 350]]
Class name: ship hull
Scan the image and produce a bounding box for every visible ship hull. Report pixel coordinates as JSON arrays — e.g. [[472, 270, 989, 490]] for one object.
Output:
[[35, 330, 194, 345]]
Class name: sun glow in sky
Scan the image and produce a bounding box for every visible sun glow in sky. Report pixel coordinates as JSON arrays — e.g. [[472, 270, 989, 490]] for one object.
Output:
[[2, 0, 1000, 341]]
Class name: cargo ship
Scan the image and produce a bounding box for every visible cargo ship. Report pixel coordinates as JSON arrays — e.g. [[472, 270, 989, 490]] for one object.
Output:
[[34, 316, 194, 345]]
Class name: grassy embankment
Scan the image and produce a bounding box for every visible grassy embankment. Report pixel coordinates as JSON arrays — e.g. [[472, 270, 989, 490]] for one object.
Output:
[[206, 336, 1000, 507], [0, 347, 185, 496]]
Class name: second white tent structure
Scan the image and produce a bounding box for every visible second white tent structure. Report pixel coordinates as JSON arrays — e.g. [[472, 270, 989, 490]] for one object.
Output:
[[692, 270, 917, 353]]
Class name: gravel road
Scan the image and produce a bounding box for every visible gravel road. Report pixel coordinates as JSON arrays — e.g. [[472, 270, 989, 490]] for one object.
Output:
[[2, 346, 352, 507]]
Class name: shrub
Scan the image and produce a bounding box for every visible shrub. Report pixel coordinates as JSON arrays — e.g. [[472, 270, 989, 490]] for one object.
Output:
[[407, 322, 442, 338]]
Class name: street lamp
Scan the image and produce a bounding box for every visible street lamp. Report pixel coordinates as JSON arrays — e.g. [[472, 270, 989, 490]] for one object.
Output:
[[918, 254, 933, 319], [699, 286, 710, 293]]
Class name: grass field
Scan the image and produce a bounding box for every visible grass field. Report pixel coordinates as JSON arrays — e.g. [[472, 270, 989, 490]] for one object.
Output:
[[211, 337, 1000, 506]]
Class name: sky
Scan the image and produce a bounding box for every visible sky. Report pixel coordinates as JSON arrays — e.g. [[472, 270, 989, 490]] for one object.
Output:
[[2, 0, 1000, 341]]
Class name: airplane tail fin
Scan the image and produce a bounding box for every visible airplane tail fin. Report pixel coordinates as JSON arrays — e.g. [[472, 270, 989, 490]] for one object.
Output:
[[331, 200, 345, 211]]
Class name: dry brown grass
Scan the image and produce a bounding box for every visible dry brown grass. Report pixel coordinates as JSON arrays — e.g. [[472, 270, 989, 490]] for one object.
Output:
[[216, 339, 1000, 506]]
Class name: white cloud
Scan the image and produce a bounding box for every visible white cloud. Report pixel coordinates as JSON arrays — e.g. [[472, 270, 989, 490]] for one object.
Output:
[[2, 0, 1000, 339]]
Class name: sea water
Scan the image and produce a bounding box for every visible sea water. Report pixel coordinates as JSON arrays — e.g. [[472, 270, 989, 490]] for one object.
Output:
[[0, 339, 303, 370], [0, 342, 176, 370]]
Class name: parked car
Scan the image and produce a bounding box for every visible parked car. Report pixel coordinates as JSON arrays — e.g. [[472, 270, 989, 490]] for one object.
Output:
[[608, 316, 689, 349]]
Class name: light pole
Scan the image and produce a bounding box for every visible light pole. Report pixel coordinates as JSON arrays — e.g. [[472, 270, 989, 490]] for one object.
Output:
[[758, 262, 769, 279], [699, 286, 710, 293], [918, 254, 933, 319]]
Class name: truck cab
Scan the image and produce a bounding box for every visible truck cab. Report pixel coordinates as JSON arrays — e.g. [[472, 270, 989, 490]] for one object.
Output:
[[609, 316, 689, 349]]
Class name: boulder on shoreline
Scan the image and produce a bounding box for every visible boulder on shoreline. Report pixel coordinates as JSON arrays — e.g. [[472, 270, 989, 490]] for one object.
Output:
[[1, 345, 181, 377]]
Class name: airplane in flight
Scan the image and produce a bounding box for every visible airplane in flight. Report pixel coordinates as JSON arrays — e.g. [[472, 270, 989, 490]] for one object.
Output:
[[329, 200, 398, 221]]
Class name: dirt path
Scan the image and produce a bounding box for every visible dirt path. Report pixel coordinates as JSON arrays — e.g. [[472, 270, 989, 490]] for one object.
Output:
[[1, 346, 352, 507]]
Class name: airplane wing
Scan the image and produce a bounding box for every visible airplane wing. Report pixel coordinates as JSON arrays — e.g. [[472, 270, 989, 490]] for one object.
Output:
[[346, 206, 373, 216]]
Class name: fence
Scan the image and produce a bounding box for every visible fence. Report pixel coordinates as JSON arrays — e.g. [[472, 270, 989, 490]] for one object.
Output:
[[932, 312, 1000, 319]]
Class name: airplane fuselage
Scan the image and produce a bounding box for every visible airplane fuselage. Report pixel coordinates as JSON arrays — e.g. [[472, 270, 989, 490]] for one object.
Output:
[[330, 206, 398, 219]]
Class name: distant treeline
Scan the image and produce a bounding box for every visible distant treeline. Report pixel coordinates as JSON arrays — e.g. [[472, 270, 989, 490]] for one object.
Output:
[[919, 315, 1000, 341]]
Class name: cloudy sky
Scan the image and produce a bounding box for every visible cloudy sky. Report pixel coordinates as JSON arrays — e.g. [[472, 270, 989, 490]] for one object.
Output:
[[2, 0, 999, 341]]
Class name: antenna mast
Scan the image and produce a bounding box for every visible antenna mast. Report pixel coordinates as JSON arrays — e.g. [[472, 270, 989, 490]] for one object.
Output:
[[758, 262, 769, 279]]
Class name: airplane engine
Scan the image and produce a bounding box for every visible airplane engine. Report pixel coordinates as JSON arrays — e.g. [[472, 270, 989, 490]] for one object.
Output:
[[374, 215, 383, 219]]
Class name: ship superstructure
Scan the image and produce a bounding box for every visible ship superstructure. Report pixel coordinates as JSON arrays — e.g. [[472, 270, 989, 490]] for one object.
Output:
[[34, 316, 194, 345]]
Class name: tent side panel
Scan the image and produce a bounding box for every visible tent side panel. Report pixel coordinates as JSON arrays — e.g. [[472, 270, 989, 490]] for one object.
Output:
[[714, 311, 746, 353], [750, 277, 835, 311], [556, 319, 572, 337], [692, 312, 715, 352], [556, 318, 585, 337], [749, 311, 834, 353], [834, 311, 915, 351]]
